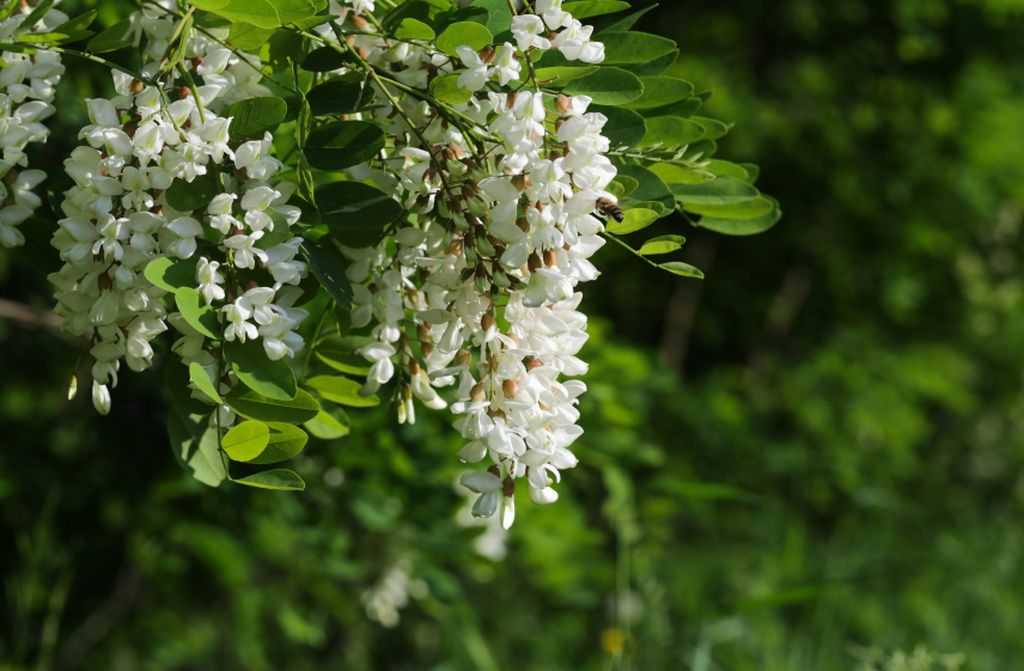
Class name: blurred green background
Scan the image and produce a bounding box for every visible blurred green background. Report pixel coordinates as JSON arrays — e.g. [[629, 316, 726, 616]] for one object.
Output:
[[3, 0, 1024, 668]]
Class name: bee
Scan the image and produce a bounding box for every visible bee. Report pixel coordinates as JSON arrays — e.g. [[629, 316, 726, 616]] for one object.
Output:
[[596, 197, 624, 223]]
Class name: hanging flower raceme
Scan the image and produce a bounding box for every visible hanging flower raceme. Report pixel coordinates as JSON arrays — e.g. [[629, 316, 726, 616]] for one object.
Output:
[[0, 0, 67, 248], [318, 0, 614, 526], [49, 2, 306, 419]]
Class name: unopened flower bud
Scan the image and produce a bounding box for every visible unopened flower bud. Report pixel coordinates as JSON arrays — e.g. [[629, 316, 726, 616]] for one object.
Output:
[[481, 313, 496, 331], [502, 378, 519, 398], [512, 174, 531, 192], [471, 382, 487, 402]]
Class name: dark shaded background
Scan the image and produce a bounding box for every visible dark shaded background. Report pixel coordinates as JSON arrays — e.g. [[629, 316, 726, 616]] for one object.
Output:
[[3, 0, 1024, 668]]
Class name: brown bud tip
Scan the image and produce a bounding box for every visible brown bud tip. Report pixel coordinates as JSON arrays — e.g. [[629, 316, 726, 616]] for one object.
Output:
[[525, 356, 544, 371], [455, 348, 472, 366], [481, 313, 496, 331], [471, 382, 487, 402], [409, 360, 421, 375], [352, 15, 368, 30], [131, 79, 145, 94], [511, 174, 532, 192], [502, 378, 519, 398], [515, 216, 530, 233], [478, 45, 497, 64], [422, 342, 434, 357], [527, 253, 542, 272], [417, 324, 430, 341], [556, 94, 572, 114], [98, 273, 113, 290], [503, 476, 515, 497], [179, 86, 192, 99], [488, 464, 501, 477], [506, 91, 518, 109], [543, 249, 558, 267]]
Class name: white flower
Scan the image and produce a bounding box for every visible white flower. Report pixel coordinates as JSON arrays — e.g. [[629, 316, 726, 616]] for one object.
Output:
[[195, 257, 225, 304]]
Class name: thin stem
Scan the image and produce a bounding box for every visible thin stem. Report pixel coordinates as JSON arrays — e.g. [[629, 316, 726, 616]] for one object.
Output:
[[603, 230, 670, 272]]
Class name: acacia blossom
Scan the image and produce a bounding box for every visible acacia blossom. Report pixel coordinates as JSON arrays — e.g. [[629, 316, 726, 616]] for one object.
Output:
[[0, 1, 67, 248], [329, 0, 613, 526], [50, 1, 306, 417]]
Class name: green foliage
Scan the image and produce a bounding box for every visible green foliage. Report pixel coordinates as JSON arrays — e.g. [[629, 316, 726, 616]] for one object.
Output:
[[224, 96, 288, 141]]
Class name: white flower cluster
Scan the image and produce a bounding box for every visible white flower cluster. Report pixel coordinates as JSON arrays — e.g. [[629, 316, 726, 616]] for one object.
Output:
[[0, 2, 67, 248], [333, 0, 614, 526], [50, 2, 306, 416]]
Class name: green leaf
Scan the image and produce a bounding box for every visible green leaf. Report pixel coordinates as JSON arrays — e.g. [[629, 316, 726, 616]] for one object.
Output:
[[222, 420, 271, 462], [189, 0, 327, 29], [429, 73, 474, 105], [304, 407, 351, 440], [607, 174, 640, 198], [55, 9, 97, 34], [188, 361, 223, 404], [591, 105, 646, 146], [602, 4, 658, 32], [600, 31, 677, 65], [626, 49, 679, 76], [174, 288, 220, 339], [227, 22, 274, 51], [624, 77, 694, 110], [224, 339, 298, 401], [469, 0, 513, 35], [225, 386, 321, 424], [301, 46, 350, 71], [617, 165, 675, 213], [534, 66, 598, 87], [316, 180, 403, 235], [165, 175, 218, 212], [233, 468, 306, 491], [563, 67, 643, 105], [264, 28, 304, 72], [649, 163, 708, 186], [704, 159, 752, 182], [674, 177, 774, 219], [607, 208, 658, 235], [394, 17, 435, 40], [87, 18, 134, 53], [381, 0, 446, 30], [307, 375, 380, 407], [304, 121, 385, 170], [18, 0, 53, 31], [224, 96, 288, 141], [697, 199, 781, 236], [638, 234, 686, 256], [639, 116, 707, 148], [307, 75, 376, 116], [16, 30, 93, 45], [143, 256, 199, 293], [300, 239, 353, 307], [436, 21, 492, 56], [562, 1, 630, 18], [314, 335, 373, 375], [659, 261, 705, 279], [189, 426, 228, 487], [248, 422, 308, 464], [692, 116, 730, 141]]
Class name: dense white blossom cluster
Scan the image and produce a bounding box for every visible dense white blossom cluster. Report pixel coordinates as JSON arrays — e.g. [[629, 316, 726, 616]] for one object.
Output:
[[0, 2, 67, 248], [334, 0, 614, 525], [49, 2, 306, 417]]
